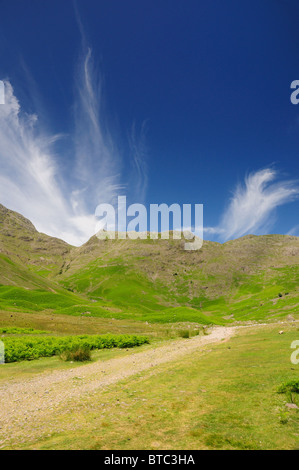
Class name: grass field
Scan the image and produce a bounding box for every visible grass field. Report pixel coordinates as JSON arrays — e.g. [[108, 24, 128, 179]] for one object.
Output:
[[2, 323, 297, 450], [0, 272, 298, 325]]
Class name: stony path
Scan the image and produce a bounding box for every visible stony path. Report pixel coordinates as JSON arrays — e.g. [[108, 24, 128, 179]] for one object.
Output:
[[0, 326, 235, 447]]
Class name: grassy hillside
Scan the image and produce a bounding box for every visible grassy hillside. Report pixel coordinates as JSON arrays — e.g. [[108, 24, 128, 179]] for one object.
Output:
[[0, 204, 298, 325], [57, 234, 299, 323]]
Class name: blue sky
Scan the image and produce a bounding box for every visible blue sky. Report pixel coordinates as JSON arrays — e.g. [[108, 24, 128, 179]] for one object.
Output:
[[0, 0, 299, 245]]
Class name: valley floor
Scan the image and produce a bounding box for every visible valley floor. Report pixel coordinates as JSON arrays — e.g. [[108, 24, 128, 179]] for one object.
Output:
[[0, 322, 298, 450]]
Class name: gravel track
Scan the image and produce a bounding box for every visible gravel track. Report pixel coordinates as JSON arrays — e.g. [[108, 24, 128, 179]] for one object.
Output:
[[0, 326, 235, 447]]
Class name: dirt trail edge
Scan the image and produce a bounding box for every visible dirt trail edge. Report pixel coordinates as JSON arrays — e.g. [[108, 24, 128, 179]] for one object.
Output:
[[0, 326, 235, 445]]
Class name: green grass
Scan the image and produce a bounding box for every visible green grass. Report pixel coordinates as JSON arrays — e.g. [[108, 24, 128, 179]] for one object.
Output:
[[0, 309, 198, 341], [57, 258, 299, 324], [0, 327, 47, 335], [0, 280, 297, 326], [16, 323, 298, 450]]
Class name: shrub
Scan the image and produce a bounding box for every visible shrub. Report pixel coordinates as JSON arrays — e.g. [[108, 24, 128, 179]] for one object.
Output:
[[278, 379, 299, 404], [2, 334, 149, 362], [178, 329, 190, 338], [60, 346, 91, 362], [278, 379, 299, 394], [190, 329, 200, 337]]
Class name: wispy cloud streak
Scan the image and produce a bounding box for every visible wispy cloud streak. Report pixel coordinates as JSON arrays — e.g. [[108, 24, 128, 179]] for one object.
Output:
[[0, 80, 83, 243], [205, 168, 299, 241], [128, 121, 148, 203], [0, 45, 147, 245], [72, 47, 123, 212], [287, 224, 299, 237]]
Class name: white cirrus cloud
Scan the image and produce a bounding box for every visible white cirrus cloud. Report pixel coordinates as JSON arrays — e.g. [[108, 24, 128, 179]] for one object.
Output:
[[0, 50, 147, 246], [287, 224, 299, 237], [205, 168, 299, 241]]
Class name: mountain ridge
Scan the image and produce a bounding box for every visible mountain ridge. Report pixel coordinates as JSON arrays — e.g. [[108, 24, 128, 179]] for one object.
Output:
[[0, 203, 298, 324]]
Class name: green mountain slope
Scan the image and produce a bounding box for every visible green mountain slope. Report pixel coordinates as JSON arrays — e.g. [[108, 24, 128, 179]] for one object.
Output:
[[0, 204, 298, 324], [0, 204, 69, 285]]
